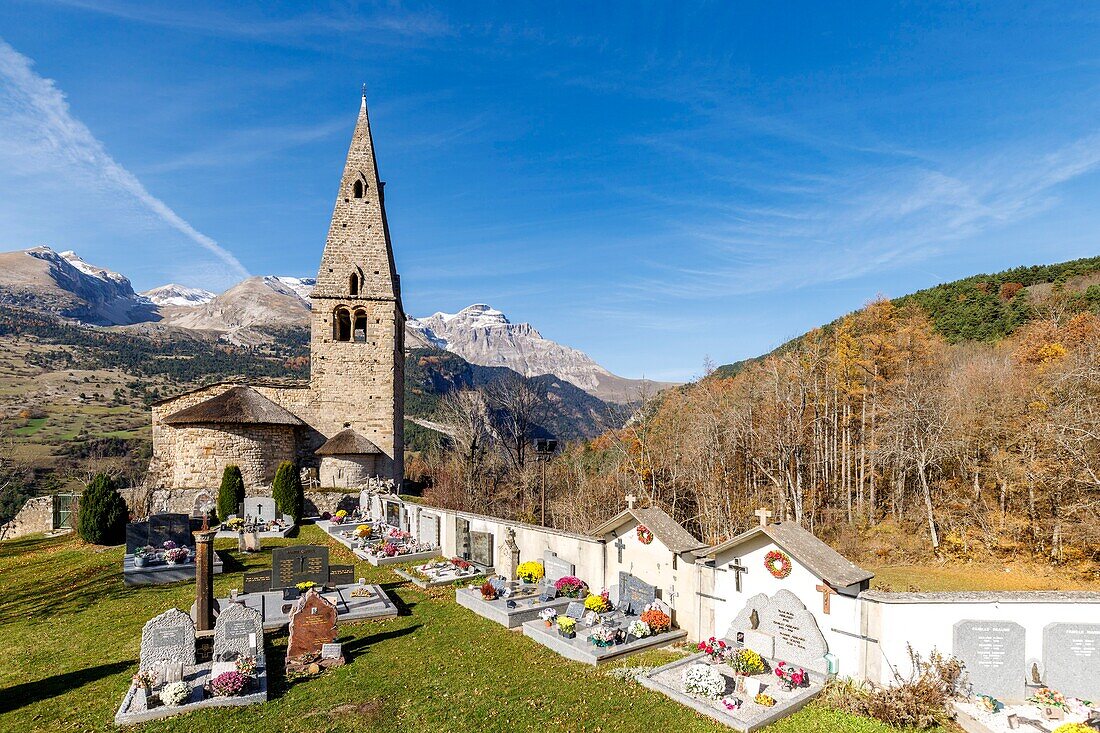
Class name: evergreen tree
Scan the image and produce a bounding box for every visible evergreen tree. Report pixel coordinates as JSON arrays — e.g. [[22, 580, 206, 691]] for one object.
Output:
[[217, 465, 245, 522], [76, 473, 128, 545], [272, 461, 303, 523]]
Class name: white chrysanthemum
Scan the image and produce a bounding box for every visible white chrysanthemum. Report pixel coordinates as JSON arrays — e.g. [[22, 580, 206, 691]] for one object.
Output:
[[682, 663, 726, 700]]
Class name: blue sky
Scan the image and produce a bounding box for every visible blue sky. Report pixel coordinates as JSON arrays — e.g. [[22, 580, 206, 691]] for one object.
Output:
[[2, 3, 1100, 381]]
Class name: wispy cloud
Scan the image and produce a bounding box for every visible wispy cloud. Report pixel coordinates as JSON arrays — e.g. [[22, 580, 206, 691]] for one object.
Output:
[[0, 38, 249, 280]]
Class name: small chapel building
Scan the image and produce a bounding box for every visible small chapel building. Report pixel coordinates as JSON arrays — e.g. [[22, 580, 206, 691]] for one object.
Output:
[[145, 94, 405, 492]]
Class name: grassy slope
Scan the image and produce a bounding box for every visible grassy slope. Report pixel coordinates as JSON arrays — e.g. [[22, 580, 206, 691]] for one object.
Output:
[[869, 563, 1100, 592], [0, 526, 940, 733]]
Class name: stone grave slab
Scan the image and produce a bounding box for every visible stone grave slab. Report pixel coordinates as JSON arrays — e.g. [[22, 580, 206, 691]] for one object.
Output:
[[213, 603, 264, 663], [469, 531, 495, 568], [418, 513, 441, 546], [756, 590, 828, 674], [139, 608, 196, 670], [953, 620, 1026, 702], [617, 571, 658, 615], [1042, 622, 1100, 700], [544, 551, 574, 585], [522, 618, 687, 666], [271, 545, 330, 589], [454, 583, 573, 628]]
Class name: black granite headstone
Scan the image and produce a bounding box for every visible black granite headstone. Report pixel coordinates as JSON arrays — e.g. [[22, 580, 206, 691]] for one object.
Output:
[[328, 564, 355, 586], [617, 571, 657, 615], [271, 545, 330, 589], [243, 570, 272, 594]]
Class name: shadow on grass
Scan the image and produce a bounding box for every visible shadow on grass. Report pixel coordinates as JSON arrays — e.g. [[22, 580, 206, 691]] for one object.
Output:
[[0, 660, 133, 715], [0, 553, 123, 623], [341, 623, 421, 657], [378, 583, 417, 616], [217, 549, 246, 573]]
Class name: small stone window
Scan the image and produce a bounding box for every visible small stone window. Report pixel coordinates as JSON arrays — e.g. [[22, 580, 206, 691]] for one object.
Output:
[[348, 273, 360, 296], [353, 309, 368, 342], [334, 307, 352, 341], [353, 179, 364, 198]]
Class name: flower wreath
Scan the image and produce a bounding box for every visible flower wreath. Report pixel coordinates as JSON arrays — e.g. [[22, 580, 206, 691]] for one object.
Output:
[[636, 524, 654, 545], [764, 549, 792, 579]]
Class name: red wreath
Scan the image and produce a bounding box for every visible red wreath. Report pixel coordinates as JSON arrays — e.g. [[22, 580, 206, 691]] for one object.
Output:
[[636, 524, 654, 545], [764, 549, 792, 579]]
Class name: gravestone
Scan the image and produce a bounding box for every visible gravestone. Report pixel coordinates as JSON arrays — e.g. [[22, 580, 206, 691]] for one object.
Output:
[[456, 517, 471, 559], [953, 620, 1026, 702], [213, 603, 264, 663], [287, 590, 338, 658], [139, 608, 196, 670], [617, 571, 657, 615], [565, 602, 585, 620], [724, 592, 770, 643], [418, 513, 440, 546], [243, 569, 272, 594], [242, 497, 277, 521], [543, 551, 575, 585], [385, 501, 401, 528], [497, 528, 520, 580], [756, 589, 828, 672], [470, 531, 494, 568], [328, 564, 355, 586], [149, 514, 195, 549], [1042, 622, 1100, 700], [271, 545, 330, 589]]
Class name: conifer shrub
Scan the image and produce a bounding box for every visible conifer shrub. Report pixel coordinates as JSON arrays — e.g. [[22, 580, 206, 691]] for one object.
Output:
[[76, 473, 128, 545], [217, 465, 245, 522], [272, 461, 303, 523]]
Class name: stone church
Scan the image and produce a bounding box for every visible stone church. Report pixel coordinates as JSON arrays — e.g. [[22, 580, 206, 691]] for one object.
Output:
[[145, 95, 405, 492]]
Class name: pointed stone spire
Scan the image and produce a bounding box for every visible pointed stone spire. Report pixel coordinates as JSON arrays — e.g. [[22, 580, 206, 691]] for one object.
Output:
[[312, 93, 401, 304]]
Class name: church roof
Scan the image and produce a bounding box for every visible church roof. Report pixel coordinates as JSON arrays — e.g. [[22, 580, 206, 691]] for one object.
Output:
[[315, 428, 383, 456], [701, 521, 874, 588], [162, 386, 304, 427], [591, 505, 707, 554]]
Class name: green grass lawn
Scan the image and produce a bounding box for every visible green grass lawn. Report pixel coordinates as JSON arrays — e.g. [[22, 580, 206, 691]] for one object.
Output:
[[12, 417, 46, 436], [0, 526, 945, 733]]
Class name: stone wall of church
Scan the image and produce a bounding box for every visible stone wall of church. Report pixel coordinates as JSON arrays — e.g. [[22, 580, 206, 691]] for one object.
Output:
[[318, 455, 376, 488], [168, 423, 296, 489]]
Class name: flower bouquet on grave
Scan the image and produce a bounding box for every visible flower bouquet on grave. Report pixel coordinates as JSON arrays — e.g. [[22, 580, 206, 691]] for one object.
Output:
[[163, 547, 189, 565], [774, 661, 808, 691], [134, 545, 157, 567], [516, 561, 544, 585], [584, 592, 611, 614], [451, 558, 473, 572], [208, 670, 248, 697], [235, 656, 258, 679], [728, 648, 767, 693], [162, 540, 177, 550], [539, 608, 558, 627], [332, 510, 348, 525], [697, 636, 729, 663], [721, 696, 742, 712], [382, 541, 399, 557], [1030, 688, 1069, 720], [682, 663, 726, 700], [554, 576, 587, 599], [480, 580, 498, 601], [355, 524, 371, 539], [626, 620, 651, 642], [159, 681, 191, 707], [557, 616, 578, 639], [132, 669, 158, 694], [754, 693, 776, 708], [639, 607, 671, 635], [589, 625, 618, 648]]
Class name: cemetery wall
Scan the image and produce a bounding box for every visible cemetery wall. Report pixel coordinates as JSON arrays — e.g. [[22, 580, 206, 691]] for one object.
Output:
[[710, 533, 865, 679], [0, 495, 55, 540], [855, 591, 1100, 689], [121, 487, 358, 519]]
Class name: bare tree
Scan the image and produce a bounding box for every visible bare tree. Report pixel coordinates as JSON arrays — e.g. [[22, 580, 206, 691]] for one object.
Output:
[[484, 372, 549, 472], [435, 389, 492, 505]]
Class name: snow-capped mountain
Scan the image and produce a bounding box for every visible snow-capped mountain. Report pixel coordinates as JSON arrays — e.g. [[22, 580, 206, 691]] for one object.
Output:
[[408, 304, 672, 402], [141, 283, 216, 307], [269, 276, 315, 301], [155, 276, 313, 344], [0, 246, 158, 325]]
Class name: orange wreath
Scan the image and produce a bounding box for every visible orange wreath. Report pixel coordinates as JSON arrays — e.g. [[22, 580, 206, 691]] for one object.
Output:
[[636, 524, 654, 545], [764, 549, 792, 579]]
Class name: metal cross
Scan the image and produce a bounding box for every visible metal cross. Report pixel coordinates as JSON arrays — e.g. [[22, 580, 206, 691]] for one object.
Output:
[[729, 557, 748, 592], [614, 537, 626, 563], [816, 581, 835, 615], [755, 507, 773, 526]]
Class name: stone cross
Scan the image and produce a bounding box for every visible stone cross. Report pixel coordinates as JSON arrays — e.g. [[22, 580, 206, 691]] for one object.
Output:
[[614, 537, 626, 563], [815, 581, 835, 615], [626, 494, 637, 509], [755, 508, 773, 527], [729, 558, 748, 592]]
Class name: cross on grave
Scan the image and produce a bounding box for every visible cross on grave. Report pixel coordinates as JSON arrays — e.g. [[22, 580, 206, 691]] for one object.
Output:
[[816, 581, 835, 615], [626, 494, 637, 509], [666, 584, 677, 608], [729, 558, 748, 592], [755, 507, 773, 527], [614, 537, 626, 564]]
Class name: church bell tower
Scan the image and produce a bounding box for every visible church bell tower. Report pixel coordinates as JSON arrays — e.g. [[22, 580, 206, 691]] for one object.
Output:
[[310, 92, 404, 485]]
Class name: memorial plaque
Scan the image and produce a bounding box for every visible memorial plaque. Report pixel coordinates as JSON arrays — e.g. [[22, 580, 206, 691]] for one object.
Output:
[[565, 602, 585, 620], [321, 643, 343, 660], [385, 501, 401, 528], [271, 545, 330, 589], [418, 513, 441, 546], [243, 570, 272, 594], [213, 603, 264, 662], [139, 608, 196, 669], [543, 551, 575, 585], [758, 590, 828, 671], [617, 572, 657, 615], [287, 592, 338, 658], [470, 531, 494, 568], [953, 620, 1026, 702], [328, 564, 355, 587], [1043, 622, 1100, 700], [242, 497, 277, 521]]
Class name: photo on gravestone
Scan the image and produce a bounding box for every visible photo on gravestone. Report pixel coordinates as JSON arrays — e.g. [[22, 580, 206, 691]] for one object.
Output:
[[385, 502, 401, 528], [1042, 622, 1100, 700], [213, 603, 264, 662], [469, 531, 494, 568], [953, 619, 1026, 702], [139, 608, 197, 670], [271, 546, 330, 589]]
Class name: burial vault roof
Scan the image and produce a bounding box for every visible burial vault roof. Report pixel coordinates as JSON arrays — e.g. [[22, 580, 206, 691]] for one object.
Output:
[[591, 505, 707, 554], [161, 385, 304, 427], [701, 521, 874, 588], [315, 427, 383, 456]]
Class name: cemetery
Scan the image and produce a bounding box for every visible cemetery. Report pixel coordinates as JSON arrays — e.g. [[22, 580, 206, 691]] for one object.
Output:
[[123, 513, 224, 585], [453, 548, 579, 628], [319, 501, 441, 566], [394, 556, 484, 588], [215, 496, 295, 540]]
